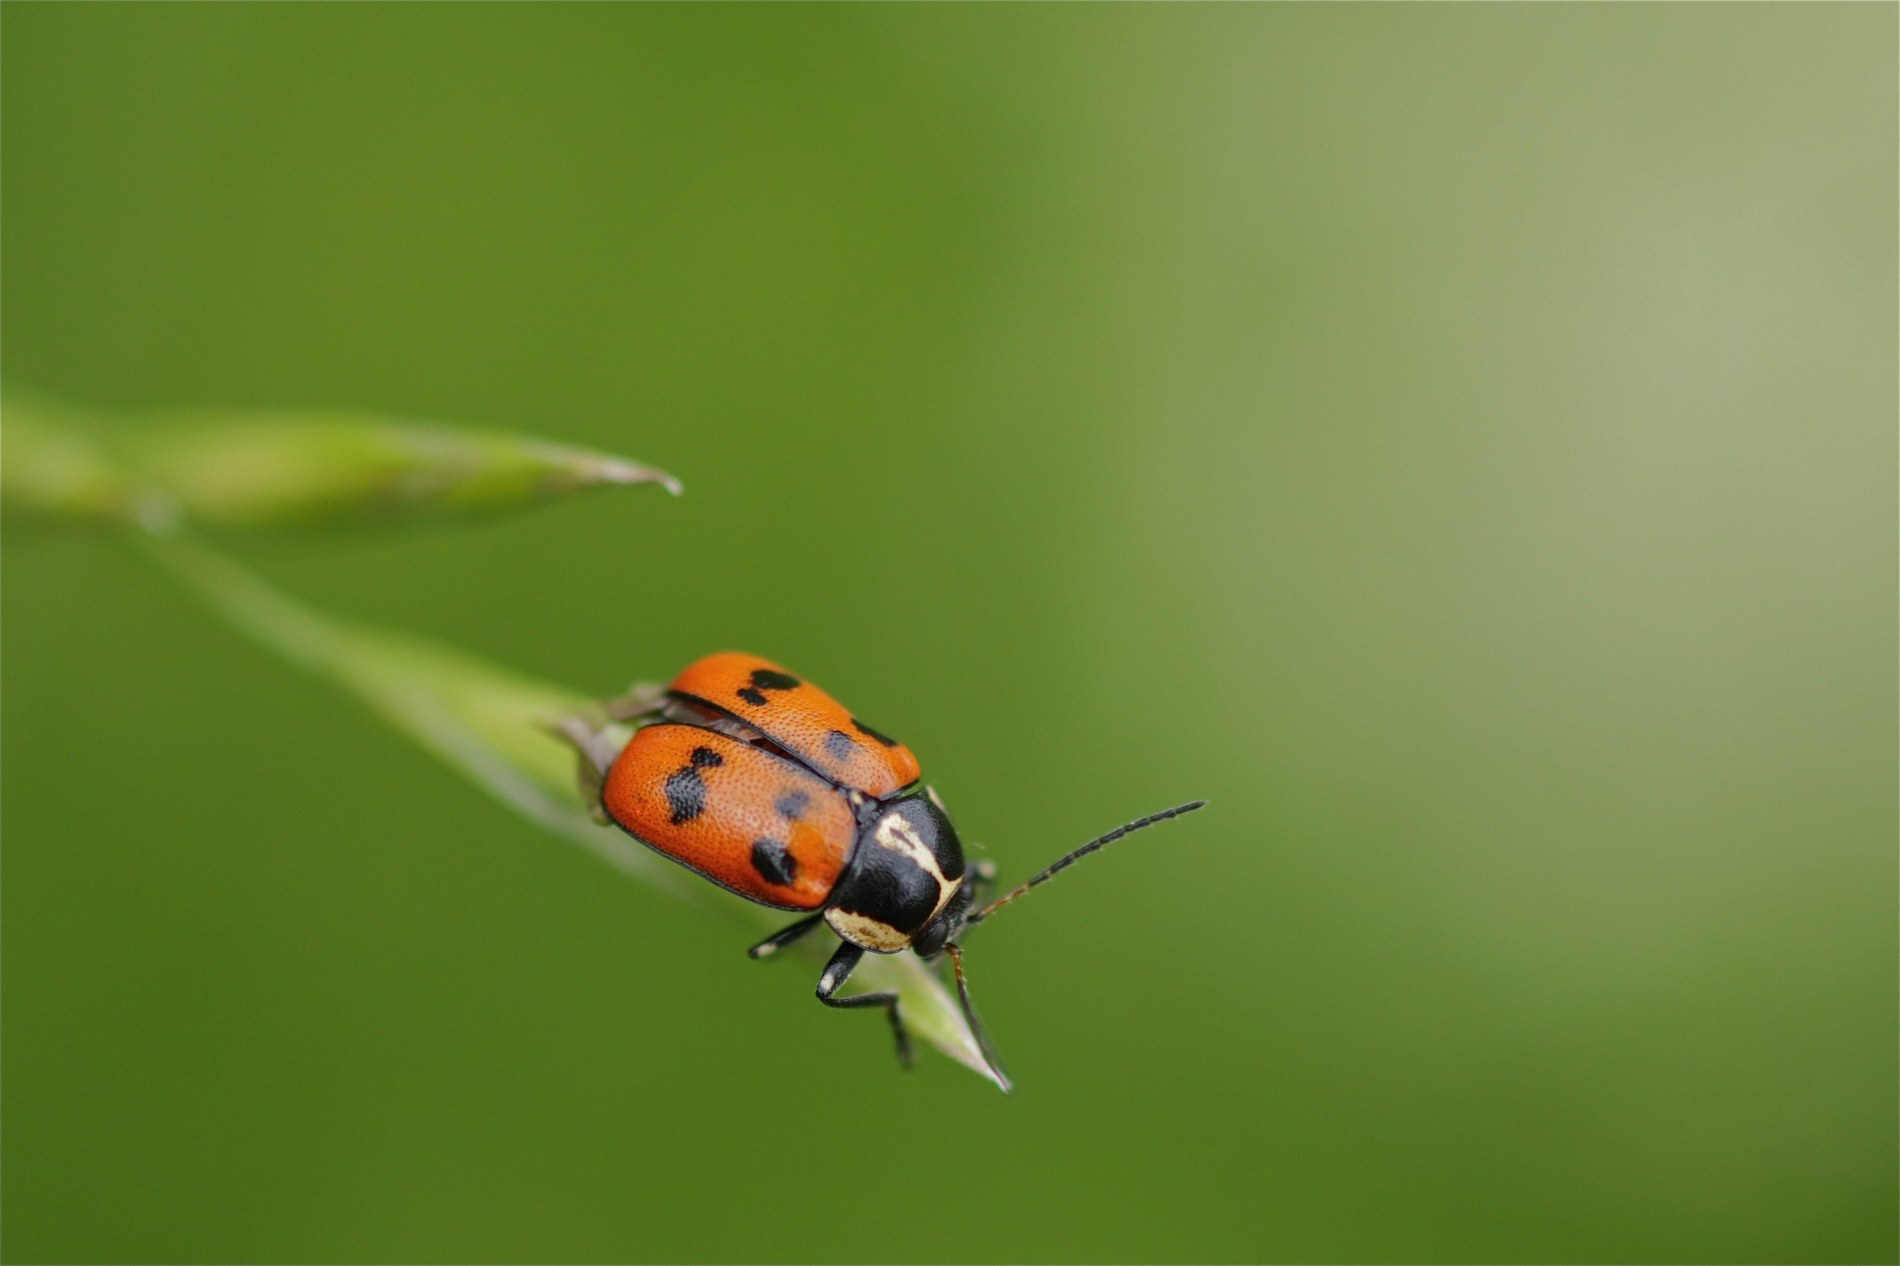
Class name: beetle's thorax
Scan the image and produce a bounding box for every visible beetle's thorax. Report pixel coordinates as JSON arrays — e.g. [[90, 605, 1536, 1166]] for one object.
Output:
[[824, 792, 965, 952]]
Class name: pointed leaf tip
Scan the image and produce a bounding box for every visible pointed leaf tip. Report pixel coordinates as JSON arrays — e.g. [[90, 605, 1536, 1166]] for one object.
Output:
[[0, 390, 682, 529], [133, 415, 680, 526], [562, 452, 682, 496]]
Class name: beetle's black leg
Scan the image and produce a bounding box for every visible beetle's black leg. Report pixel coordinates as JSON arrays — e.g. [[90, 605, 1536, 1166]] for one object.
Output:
[[963, 859, 998, 913], [815, 940, 913, 1068], [747, 913, 825, 960]]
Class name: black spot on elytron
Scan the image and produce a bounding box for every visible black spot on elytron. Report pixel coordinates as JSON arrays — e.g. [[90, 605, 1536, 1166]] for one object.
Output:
[[775, 789, 810, 820], [737, 687, 767, 706], [689, 746, 724, 770], [851, 717, 900, 748], [750, 669, 801, 692], [751, 838, 798, 886], [664, 767, 708, 824], [823, 729, 857, 762]]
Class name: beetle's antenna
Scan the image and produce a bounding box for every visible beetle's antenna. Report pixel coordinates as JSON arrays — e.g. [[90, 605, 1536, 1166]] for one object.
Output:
[[945, 943, 1011, 1093], [965, 800, 1208, 926]]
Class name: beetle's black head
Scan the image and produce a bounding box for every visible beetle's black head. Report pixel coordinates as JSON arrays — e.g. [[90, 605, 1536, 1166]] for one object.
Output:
[[910, 880, 976, 959], [823, 789, 966, 953]]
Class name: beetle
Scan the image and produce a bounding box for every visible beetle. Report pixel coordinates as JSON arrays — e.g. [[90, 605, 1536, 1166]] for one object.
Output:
[[559, 651, 1204, 1089]]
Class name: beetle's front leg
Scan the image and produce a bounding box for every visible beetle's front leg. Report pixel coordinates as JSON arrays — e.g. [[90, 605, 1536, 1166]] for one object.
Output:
[[815, 940, 913, 1068]]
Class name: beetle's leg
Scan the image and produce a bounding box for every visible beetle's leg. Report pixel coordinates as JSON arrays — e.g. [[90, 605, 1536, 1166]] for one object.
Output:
[[603, 681, 667, 722], [747, 913, 825, 960], [963, 859, 999, 912], [549, 715, 627, 824], [815, 940, 913, 1069]]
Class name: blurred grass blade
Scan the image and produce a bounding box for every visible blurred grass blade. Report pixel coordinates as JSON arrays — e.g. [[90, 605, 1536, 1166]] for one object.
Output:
[[130, 411, 681, 527], [3, 387, 680, 529], [141, 534, 1001, 1088], [142, 533, 694, 898], [1, 391, 178, 529]]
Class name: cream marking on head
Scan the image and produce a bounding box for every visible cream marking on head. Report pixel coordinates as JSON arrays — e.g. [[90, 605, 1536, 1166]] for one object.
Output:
[[874, 813, 941, 875], [826, 908, 912, 952], [873, 811, 959, 924]]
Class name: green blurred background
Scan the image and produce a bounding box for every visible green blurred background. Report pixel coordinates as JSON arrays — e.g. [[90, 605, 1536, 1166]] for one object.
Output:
[[4, 5, 1894, 1262]]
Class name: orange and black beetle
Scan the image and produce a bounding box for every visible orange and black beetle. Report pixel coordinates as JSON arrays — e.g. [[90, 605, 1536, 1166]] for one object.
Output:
[[562, 651, 1203, 1087]]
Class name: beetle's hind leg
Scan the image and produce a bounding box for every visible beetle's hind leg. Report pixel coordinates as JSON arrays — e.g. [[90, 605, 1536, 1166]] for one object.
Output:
[[547, 683, 667, 824], [815, 941, 913, 1069], [603, 681, 668, 722], [748, 913, 825, 959], [548, 716, 626, 824]]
